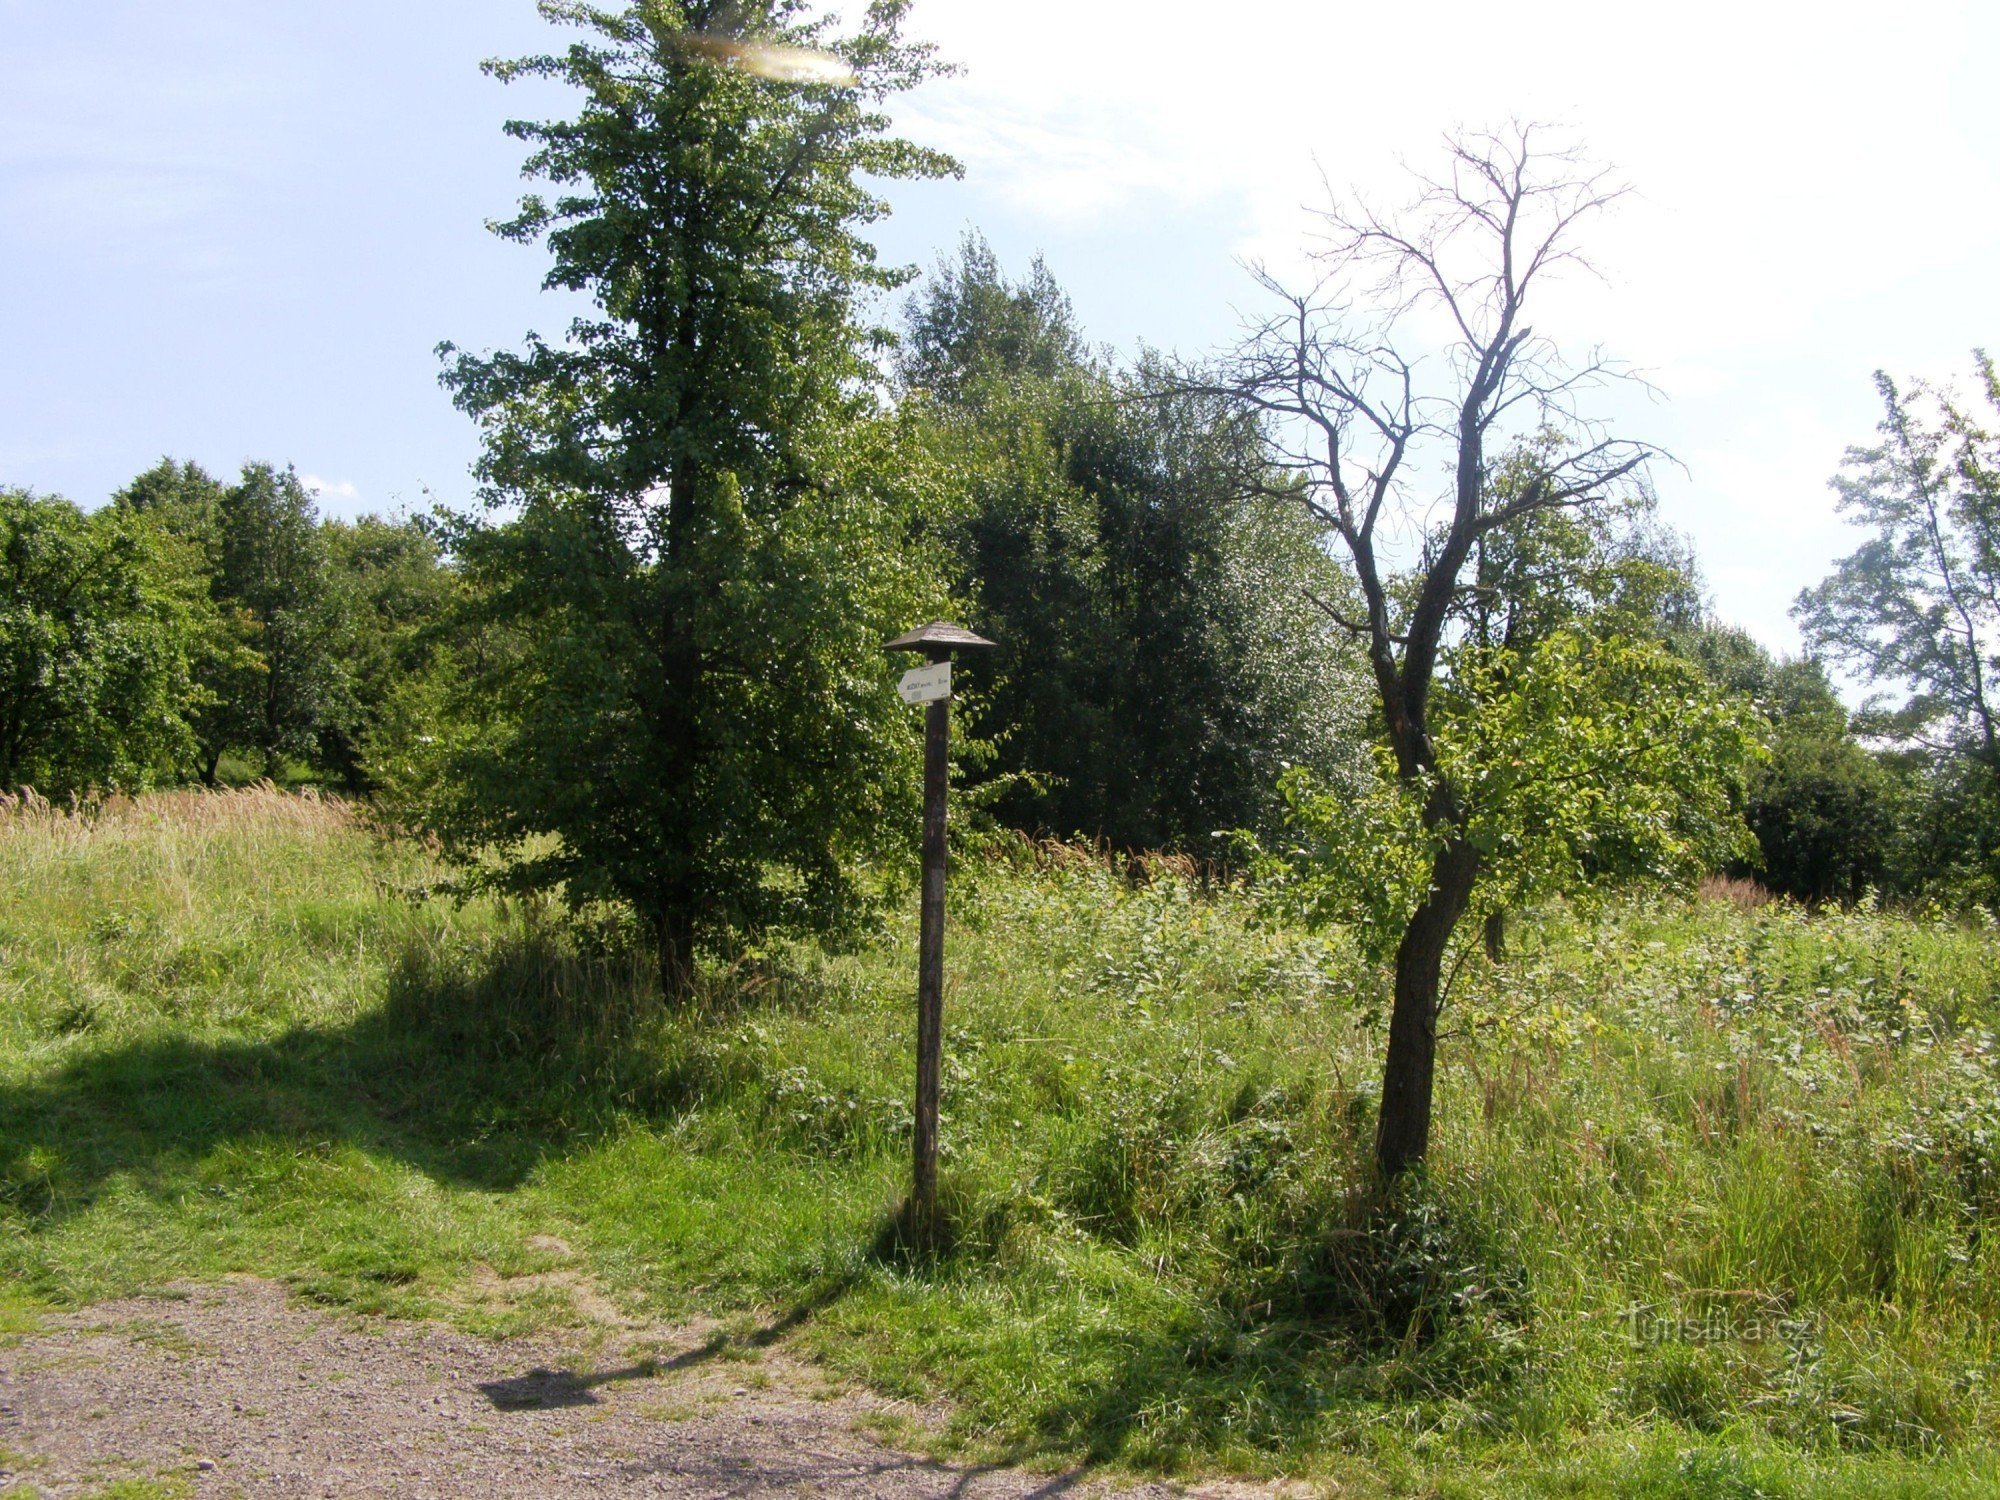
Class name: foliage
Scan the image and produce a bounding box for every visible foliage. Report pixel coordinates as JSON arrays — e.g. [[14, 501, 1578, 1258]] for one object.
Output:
[[0, 489, 203, 795], [1796, 356, 2000, 904], [198, 464, 349, 779], [1679, 624, 1897, 904], [1797, 357, 2000, 763], [1448, 632, 1758, 904], [420, 0, 958, 980], [113, 460, 252, 783], [900, 237, 1369, 847], [1266, 627, 1760, 960], [1442, 496, 1759, 911], [7, 794, 2000, 1495], [398, 420, 951, 949], [113, 457, 226, 550], [900, 235, 1087, 401], [317, 515, 459, 791], [1461, 476, 1707, 655], [114, 459, 348, 785], [1750, 709, 1895, 905], [111, 461, 464, 794], [1876, 747, 2000, 908]]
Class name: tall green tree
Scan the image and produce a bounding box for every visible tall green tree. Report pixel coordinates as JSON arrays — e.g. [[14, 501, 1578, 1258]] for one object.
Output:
[[1798, 358, 2000, 764], [1796, 356, 2000, 899], [114, 458, 253, 784], [0, 489, 202, 796], [901, 236, 1087, 401], [1679, 624, 1894, 904], [319, 515, 458, 791], [197, 464, 347, 781], [901, 237, 1367, 847], [114, 458, 227, 551], [421, 0, 957, 987]]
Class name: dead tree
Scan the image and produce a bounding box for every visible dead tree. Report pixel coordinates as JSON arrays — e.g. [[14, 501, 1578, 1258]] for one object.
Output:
[[1211, 127, 1652, 1178]]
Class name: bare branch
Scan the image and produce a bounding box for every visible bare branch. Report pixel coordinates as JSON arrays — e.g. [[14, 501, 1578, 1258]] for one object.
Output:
[[1187, 126, 1650, 789]]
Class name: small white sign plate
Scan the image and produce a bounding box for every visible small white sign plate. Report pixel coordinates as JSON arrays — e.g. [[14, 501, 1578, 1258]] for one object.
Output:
[[897, 661, 952, 705]]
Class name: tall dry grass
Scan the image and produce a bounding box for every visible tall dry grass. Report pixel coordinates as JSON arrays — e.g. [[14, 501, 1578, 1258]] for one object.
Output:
[[0, 781, 355, 841]]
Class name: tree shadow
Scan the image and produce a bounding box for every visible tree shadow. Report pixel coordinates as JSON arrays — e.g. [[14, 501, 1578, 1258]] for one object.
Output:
[[0, 933, 721, 1242], [476, 1360, 679, 1410]]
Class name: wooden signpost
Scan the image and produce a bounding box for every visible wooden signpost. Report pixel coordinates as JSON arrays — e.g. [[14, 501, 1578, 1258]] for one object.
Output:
[[884, 620, 996, 1240]]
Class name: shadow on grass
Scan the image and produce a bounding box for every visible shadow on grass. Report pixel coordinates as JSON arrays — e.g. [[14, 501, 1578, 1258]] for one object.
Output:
[[833, 1167, 1544, 1472], [0, 929, 835, 1242], [1, 1016, 535, 1223]]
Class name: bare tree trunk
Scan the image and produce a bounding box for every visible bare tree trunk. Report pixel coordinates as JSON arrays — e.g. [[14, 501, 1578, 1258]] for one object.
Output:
[[1376, 839, 1479, 1178]]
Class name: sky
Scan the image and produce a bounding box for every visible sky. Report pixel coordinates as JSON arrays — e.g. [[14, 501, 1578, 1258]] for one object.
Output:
[[3, 1, 1996, 654]]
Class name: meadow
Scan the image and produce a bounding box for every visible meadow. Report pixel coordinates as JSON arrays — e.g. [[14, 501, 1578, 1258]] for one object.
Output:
[[3, 788, 1998, 1497]]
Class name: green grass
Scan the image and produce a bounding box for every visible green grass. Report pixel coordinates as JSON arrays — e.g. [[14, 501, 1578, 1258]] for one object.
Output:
[[3, 790, 1999, 1495]]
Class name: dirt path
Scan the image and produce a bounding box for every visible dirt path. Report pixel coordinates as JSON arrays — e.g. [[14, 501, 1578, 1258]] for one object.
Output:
[[0, 1279, 1202, 1500]]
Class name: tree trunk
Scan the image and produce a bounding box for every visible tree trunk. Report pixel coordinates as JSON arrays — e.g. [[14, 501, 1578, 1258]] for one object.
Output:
[[1375, 838, 1479, 1178], [1483, 908, 1506, 963], [656, 904, 696, 1001], [653, 455, 706, 1005]]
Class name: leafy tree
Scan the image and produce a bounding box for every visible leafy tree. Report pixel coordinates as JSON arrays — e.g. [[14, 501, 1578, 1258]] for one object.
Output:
[[115, 458, 348, 783], [1750, 708, 1893, 904], [0, 489, 202, 795], [1798, 358, 2000, 762], [1211, 130, 1756, 1177], [901, 236, 1088, 401], [114, 458, 227, 551], [1268, 514, 1756, 972], [193, 464, 347, 781], [1877, 745, 2000, 904], [1446, 492, 1718, 956], [319, 515, 458, 791], [1678, 624, 1893, 904], [901, 237, 1367, 848], [114, 458, 257, 784], [420, 0, 957, 988], [1796, 356, 2000, 898]]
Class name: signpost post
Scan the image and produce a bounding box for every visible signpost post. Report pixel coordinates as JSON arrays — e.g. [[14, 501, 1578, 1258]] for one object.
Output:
[[885, 621, 996, 1242]]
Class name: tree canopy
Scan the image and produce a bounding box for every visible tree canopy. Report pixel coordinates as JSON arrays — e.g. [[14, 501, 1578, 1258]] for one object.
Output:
[[0, 489, 202, 797], [900, 236, 1368, 849], [1796, 356, 2000, 902], [406, 0, 960, 988]]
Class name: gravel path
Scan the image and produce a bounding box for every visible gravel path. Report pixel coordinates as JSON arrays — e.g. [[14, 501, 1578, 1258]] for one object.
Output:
[[0, 1278, 1203, 1500]]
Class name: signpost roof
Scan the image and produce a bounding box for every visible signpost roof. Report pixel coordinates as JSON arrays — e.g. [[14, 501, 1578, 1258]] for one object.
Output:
[[884, 621, 997, 653]]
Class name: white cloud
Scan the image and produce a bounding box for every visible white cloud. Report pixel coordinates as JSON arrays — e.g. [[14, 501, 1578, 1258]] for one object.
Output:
[[303, 474, 361, 502]]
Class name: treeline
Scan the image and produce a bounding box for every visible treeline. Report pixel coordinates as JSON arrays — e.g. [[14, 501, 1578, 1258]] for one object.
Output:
[[0, 240, 1362, 849], [898, 237, 1365, 848], [0, 463, 450, 797], [4, 249, 1997, 917]]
